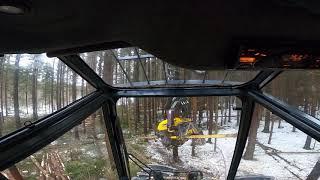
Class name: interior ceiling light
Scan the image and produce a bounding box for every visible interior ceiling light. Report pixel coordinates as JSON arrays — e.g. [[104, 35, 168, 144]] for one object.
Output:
[[0, 0, 31, 15]]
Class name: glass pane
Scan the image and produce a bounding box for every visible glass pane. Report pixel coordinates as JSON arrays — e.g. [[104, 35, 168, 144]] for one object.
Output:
[[0, 54, 94, 138], [1, 108, 118, 180], [81, 47, 259, 88], [236, 104, 320, 180], [264, 70, 320, 121], [166, 65, 258, 86], [118, 96, 242, 179]]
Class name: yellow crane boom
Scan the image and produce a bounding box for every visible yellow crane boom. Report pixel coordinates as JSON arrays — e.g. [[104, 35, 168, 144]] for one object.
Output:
[[140, 133, 237, 140], [170, 133, 237, 140]]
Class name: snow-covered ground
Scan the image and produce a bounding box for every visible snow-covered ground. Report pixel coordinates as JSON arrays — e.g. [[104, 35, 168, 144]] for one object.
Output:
[[237, 121, 320, 180], [145, 117, 320, 180]]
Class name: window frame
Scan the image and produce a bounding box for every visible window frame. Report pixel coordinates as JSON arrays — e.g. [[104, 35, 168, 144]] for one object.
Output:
[[0, 48, 319, 180]]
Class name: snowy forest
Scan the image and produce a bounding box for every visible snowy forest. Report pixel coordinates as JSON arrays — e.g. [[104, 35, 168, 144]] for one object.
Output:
[[0, 48, 319, 180]]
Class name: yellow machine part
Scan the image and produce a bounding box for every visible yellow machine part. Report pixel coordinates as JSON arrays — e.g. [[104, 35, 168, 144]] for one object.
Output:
[[170, 133, 238, 140], [157, 117, 192, 132], [139, 133, 237, 140]]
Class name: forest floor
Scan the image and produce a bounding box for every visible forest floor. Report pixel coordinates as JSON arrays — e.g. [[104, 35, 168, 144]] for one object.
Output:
[[138, 120, 320, 180], [6, 131, 118, 180]]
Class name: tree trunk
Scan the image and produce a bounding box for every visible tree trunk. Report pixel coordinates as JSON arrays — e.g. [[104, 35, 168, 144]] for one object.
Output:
[[124, 98, 128, 130], [56, 61, 61, 110], [65, 68, 69, 105], [143, 98, 148, 135], [214, 97, 219, 152], [150, 98, 156, 131], [60, 64, 65, 107], [0, 58, 4, 118], [72, 71, 80, 140], [235, 98, 240, 126], [148, 98, 153, 131], [81, 79, 86, 135], [32, 55, 39, 121], [100, 52, 117, 172], [243, 105, 261, 160], [262, 110, 270, 133], [307, 158, 320, 180], [191, 97, 197, 157], [121, 98, 124, 122], [220, 98, 224, 126], [0, 57, 4, 136], [44, 74, 47, 113], [303, 98, 313, 150], [135, 99, 140, 134], [13, 55, 21, 128], [303, 136, 312, 150], [228, 97, 232, 122], [4, 63, 8, 117], [89, 113, 97, 139], [102, 51, 113, 84], [50, 60, 55, 112], [207, 97, 213, 143], [87, 54, 97, 137], [268, 116, 275, 144], [278, 118, 283, 128]]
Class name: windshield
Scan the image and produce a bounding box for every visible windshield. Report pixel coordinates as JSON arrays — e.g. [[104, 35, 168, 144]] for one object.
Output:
[[80, 47, 259, 88], [118, 96, 241, 179]]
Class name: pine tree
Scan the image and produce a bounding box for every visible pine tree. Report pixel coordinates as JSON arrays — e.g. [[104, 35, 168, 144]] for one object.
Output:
[[243, 105, 261, 160], [72, 70, 80, 140], [13, 55, 21, 128], [307, 158, 320, 180], [32, 55, 39, 121]]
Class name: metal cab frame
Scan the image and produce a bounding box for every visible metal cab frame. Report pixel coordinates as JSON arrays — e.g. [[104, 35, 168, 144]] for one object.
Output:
[[0, 50, 319, 180]]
